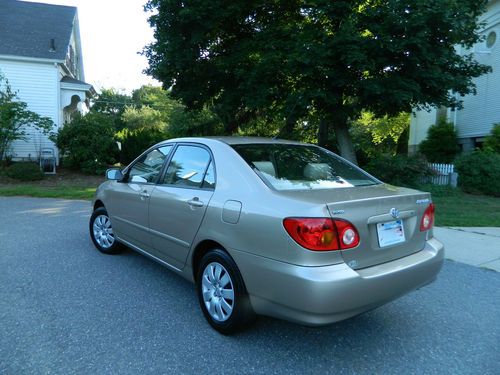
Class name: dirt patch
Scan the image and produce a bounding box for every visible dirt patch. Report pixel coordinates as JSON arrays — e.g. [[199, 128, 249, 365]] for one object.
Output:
[[0, 168, 105, 187]]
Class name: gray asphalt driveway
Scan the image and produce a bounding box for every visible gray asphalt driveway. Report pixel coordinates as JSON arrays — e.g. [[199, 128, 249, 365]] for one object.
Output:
[[1, 197, 499, 374]]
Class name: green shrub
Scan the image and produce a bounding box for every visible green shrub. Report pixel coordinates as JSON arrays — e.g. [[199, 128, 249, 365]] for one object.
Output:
[[364, 153, 433, 187], [52, 112, 119, 175], [419, 120, 459, 163], [483, 123, 500, 153], [6, 162, 44, 181], [455, 151, 500, 197], [0, 154, 13, 169], [117, 127, 167, 165]]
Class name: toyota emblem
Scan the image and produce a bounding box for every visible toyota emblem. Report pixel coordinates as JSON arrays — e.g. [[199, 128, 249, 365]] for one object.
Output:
[[390, 207, 400, 219]]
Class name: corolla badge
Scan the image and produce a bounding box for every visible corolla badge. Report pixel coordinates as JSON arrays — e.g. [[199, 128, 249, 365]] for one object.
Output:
[[390, 207, 400, 219], [416, 198, 430, 204]]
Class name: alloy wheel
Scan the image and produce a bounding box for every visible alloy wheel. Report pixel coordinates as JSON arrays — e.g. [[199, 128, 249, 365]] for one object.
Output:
[[201, 262, 235, 322], [92, 214, 115, 249]]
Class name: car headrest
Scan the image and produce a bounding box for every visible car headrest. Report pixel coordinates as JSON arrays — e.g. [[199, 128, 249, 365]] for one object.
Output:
[[253, 161, 276, 177], [304, 163, 332, 180]]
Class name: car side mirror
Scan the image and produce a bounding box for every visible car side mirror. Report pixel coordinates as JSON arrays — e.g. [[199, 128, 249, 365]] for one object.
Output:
[[106, 168, 123, 181]]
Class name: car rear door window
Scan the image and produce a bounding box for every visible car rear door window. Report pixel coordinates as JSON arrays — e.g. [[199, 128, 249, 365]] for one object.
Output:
[[162, 145, 214, 189]]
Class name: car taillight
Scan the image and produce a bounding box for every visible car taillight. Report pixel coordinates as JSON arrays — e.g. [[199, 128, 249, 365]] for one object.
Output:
[[283, 218, 360, 251], [420, 203, 435, 231]]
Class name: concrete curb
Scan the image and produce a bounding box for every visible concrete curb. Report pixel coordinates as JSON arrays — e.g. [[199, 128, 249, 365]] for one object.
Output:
[[434, 227, 500, 272]]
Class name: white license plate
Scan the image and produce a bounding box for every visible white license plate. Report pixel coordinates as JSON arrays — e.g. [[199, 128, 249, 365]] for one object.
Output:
[[377, 219, 405, 247]]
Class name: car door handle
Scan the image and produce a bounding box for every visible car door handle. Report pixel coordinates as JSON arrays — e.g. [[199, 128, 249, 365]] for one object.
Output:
[[140, 190, 150, 199], [187, 198, 204, 207]]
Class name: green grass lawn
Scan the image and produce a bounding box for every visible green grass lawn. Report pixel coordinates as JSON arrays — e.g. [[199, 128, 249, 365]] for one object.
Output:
[[0, 185, 96, 200], [0, 167, 102, 200], [423, 185, 500, 227]]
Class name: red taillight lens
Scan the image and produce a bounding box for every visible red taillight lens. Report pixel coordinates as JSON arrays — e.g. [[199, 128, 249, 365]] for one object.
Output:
[[420, 203, 435, 231], [283, 218, 359, 251]]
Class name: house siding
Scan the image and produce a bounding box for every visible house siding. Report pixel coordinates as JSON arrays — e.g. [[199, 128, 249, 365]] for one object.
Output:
[[409, 0, 500, 149], [0, 58, 60, 160], [456, 3, 500, 139], [409, 108, 437, 151], [455, 55, 499, 139]]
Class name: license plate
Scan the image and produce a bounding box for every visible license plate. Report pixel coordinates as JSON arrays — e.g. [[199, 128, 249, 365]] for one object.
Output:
[[377, 219, 405, 247]]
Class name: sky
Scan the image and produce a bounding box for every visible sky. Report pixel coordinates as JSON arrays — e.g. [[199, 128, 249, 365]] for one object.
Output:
[[24, 0, 160, 93]]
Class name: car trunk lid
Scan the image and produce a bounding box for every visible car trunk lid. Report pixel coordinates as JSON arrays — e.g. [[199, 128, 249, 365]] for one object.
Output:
[[326, 188, 431, 270], [277, 184, 432, 269]]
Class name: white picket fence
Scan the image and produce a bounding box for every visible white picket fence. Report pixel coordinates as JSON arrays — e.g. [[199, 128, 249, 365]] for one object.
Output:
[[426, 163, 457, 186]]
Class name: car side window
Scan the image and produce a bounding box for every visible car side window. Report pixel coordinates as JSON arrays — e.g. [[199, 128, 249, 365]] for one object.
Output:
[[161, 145, 214, 189], [128, 145, 172, 183], [202, 161, 215, 189]]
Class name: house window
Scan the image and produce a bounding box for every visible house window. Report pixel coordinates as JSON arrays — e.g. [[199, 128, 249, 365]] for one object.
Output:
[[486, 31, 496, 49], [65, 46, 77, 76]]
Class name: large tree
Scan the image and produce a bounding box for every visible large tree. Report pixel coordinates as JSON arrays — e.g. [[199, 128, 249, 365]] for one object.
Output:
[[90, 88, 133, 116], [144, 0, 490, 163]]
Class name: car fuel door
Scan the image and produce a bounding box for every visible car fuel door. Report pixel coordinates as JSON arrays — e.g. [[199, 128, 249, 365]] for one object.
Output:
[[148, 145, 215, 269]]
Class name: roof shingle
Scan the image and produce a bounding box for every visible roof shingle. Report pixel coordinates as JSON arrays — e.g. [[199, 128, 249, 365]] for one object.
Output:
[[0, 0, 76, 60]]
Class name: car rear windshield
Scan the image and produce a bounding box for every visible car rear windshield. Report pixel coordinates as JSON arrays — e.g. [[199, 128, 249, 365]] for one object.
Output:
[[232, 143, 379, 191]]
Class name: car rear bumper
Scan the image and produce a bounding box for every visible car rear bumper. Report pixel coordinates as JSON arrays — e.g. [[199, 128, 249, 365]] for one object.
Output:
[[231, 237, 444, 326]]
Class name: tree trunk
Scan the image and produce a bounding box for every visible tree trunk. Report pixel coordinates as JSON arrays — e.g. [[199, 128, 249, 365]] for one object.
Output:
[[331, 115, 358, 165], [225, 119, 238, 135], [317, 118, 329, 148], [0, 138, 9, 161], [396, 125, 409, 155], [281, 115, 296, 140]]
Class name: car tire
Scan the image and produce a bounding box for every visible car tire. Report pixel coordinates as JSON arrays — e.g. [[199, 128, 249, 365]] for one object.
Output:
[[197, 249, 255, 334], [89, 207, 122, 254]]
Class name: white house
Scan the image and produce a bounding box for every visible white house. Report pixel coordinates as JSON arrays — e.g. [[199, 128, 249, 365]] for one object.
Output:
[[0, 0, 94, 163], [409, 0, 500, 153]]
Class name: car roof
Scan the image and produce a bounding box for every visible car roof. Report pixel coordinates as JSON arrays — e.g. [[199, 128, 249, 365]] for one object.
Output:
[[206, 136, 306, 146], [153, 136, 310, 150]]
